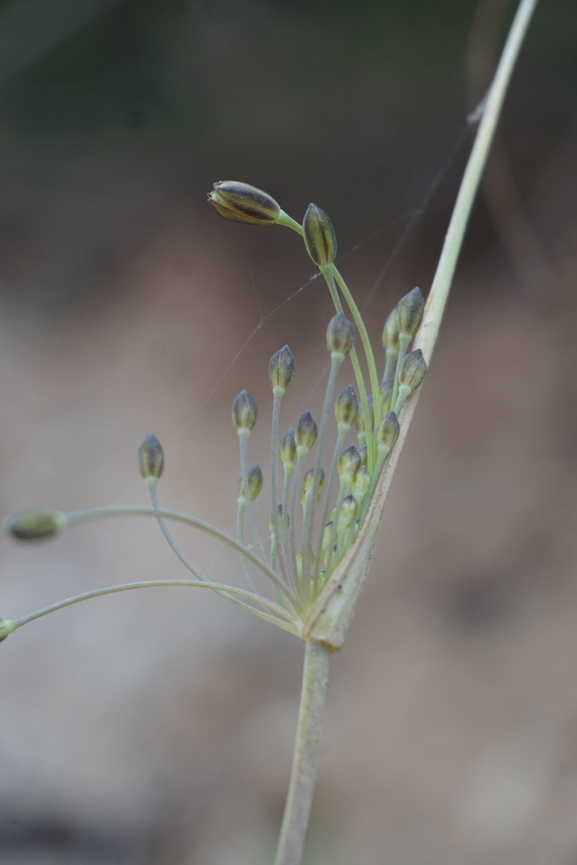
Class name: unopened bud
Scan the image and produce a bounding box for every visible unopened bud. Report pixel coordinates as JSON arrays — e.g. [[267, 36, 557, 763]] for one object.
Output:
[[232, 389, 258, 432], [376, 411, 400, 451], [334, 385, 358, 429], [7, 509, 67, 541], [296, 551, 315, 582], [237, 464, 263, 502], [269, 503, 289, 535], [338, 495, 357, 532], [138, 433, 164, 482], [321, 522, 333, 557], [358, 444, 368, 466], [303, 203, 337, 267], [326, 312, 354, 357], [295, 411, 318, 454], [382, 308, 400, 350], [396, 287, 425, 336], [380, 378, 394, 414], [208, 181, 281, 225], [338, 444, 361, 479], [399, 349, 427, 392], [269, 345, 295, 394], [279, 429, 297, 467], [302, 467, 325, 505], [352, 465, 371, 505]]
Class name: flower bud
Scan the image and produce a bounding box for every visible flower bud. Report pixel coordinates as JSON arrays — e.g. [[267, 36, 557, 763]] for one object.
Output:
[[358, 444, 368, 466], [338, 444, 361, 480], [399, 349, 427, 392], [376, 411, 400, 451], [396, 287, 425, 336], [303, 203, 337, 267], [208, 181, 281, 225], [6, 509, 67, 541], [380, 377, 394, 414], [237, 464, 263, 502], [269, 504, 289, 535], [138, 433, 164, 482], [232, 389, 258, 432], [321, 522, 333, 558], [296, 551, 315, 582], [269, 344, 295, 394], [352, 465, 371, 505], [0, 619, 12, 643], [334, 385, 358, 429], [337, 494, 357, 532], [355, 395, 374, 440], [302, 467, 325, 506], [279, 429, 297, 467], [295, 411, 318, 454], [326, 312, 354, 357], [382, 308, 399, 350]]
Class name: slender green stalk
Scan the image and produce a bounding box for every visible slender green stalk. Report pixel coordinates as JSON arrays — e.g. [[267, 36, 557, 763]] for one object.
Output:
[[301, 354, 342, 588], [63, 504, 298, 609], [237, 499, 259, 595], [289, 453, 305, 591], [149, 485, 206, 582], [9, 579, 299, 636], [239, 433, 267, 562], [271, 392, 289, 581], [313, 426, 347, 584], [282, 464, 298, 594], [277, 211, 304, 234], [324, 477, 352, 576], [383, 347, 397, 383], [273, 641, 330, 865], [391, 332, 411, 411]]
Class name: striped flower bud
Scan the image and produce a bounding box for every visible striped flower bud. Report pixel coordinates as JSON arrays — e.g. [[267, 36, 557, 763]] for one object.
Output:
[[303, 203, 337, 267], [380, 377, 394, 414], [295, 411, 318, 454], [326, 312, 354, 357], [279, 429, 297, 467], [302, 467, 325, 504], [338, 444, 361, 480], [232, 389, 258, 432], [334, 385, 359, 429], [337, 494, 357, 532], [358, 444, 368, 467], [399, 349, 427, 392], [396, 287, 425, 337], [382, 308, 400, 350], [138, 433, 165, 482], [208, 181, 281, 225], [237, 464, 263, 502], [352, 465, 371, 506], [6, 509, 67, 541], [269, 345, 295, 394], [376, 411, 400, 451]]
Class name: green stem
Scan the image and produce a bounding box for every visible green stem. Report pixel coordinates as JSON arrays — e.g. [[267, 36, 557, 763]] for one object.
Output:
[[63, 504, 298, 610], [9, 579, 299, 636], [289, 453, 305, 592], [271, 392, 289, 582], [237, 499, 259, 595], [277, 211, 304, 234], [273, 641, 330, 865], [239, 432, 267, 562], [313, 425, 347, 584], [391, 332, 411, 413]]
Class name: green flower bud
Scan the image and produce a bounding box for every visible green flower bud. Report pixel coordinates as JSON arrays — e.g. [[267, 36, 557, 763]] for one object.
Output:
[[303, 203, 337, 267], [358, 444, 368, 467], [337, 494, 357, 532], [232, 389, 258, 432], [269, 503, 289, 535], [334, 385, 359, 429], [338, 444, 361, 480], [382, 308, 400, 350], [399, 349, 427, 392], [326, 312, 354, 357], [396, 287, 425, 337], [0, 619, 12, 642], [269, 345, 295, 394], [208, 181, 281, 225], [6, 509, 67, 541], [237, 464, 263, 502], [380, 377, 394, 414], [352, 465, 371, 506], [295, 411, 318, 455], [296, 551, 315, 582], [376, 411, 400, 450], [279, 429, 297, 467], [355, 395, 374, 439], [321, 522, 333, 557], [138, 433, 165, 482], [301, 467, 325, 507]]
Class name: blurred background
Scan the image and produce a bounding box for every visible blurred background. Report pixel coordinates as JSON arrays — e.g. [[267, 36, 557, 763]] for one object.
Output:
[[0, 0, 576, 862]]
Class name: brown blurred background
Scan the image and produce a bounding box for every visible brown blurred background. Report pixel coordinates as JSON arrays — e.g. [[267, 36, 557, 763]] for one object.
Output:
[[0, 0, 576, 862]]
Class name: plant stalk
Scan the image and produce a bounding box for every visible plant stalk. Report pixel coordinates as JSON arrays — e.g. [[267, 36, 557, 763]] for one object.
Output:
[[274, 641, 330, 865]]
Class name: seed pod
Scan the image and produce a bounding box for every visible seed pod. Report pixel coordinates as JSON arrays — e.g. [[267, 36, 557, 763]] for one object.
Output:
[[269, 345, 295, 394], [237, 464, 263, 502], [303, 203, 337, 267], [326, 312, 354, 357], [208, 181, 281, 225], [232, 389, 258, 431], [138, 432, 165, 481], [279, 428, 297, 467], [295, 411, 318, 454], [338, 444, 361, 479], [334, 385, 358, 428], [399, 349, 427, 392], [380, 377, 394, 414], [0, 619, 11, 643], [396, 287, 425, 336], [376, 411, 400, 450], [382, 308, 400, 350], [7, 509, 66, 541]]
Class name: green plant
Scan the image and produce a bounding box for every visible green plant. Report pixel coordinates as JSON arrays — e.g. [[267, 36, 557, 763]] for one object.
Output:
[[0, 1, 539, 862]]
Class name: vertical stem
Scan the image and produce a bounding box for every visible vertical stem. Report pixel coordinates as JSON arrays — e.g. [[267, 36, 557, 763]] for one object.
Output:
[[274, 641, 331, 865], [272, 392, 290, 582]]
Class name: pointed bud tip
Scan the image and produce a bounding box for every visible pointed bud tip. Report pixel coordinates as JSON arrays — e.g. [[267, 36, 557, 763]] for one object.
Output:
[[327, 312, 354, 357], [269, 345, 295, 392], [208, 181, 281, 225], [232, 389, 258, 431], [396, 287, 425, 337]]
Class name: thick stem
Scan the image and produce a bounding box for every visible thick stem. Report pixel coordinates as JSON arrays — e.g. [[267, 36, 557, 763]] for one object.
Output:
[[274, 641, 330, 865]]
